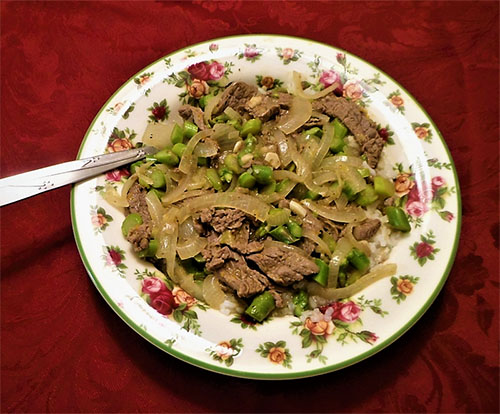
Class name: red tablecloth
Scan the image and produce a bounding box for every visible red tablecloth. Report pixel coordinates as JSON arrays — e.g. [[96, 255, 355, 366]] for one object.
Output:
[[1, 1, 498, 412]]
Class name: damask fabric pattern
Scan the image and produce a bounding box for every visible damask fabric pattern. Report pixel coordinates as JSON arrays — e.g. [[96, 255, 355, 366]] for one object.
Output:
[[0, 1, 498, 413]]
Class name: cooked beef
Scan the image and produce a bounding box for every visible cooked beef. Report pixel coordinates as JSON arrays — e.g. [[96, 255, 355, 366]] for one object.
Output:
[[178, 104, 207, 130], [246, 95, 280, 121], [126, 182, 153, 251], [222, 223, 264, 255], [247, 247, 319, 286], [216, 255, 270, 297], [127, 182, 152, 223], [353, 218, 381, 241], [203, 244, 239, 271], [312, 94, 385, 168], [301, 212, 324, 235], [269, 289, 284, 308], [199, 208, 247, 233], [127, 224, 151, 251], [303, 116, 323, 128], [212, 82, 258, 116], [296, 238, 316, 256]]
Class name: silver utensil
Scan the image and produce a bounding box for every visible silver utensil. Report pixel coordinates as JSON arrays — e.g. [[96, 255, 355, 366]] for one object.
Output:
[[0, 146, 157, 207]]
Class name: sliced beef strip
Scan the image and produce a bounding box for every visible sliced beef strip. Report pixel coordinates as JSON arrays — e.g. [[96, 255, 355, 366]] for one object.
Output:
[[216, 255, 270, 297], [126, 182, 153, 250], [312, 94, 385, 168], [212, 82, 258, 116], [247, 246, 319, 286], [246, 95, 280, 121], [296, 238, 316, 256], [269, 289, 285, 308], [198, 208, 247, 233], [178, 104, 208, 130], [353, 218, 381, 241], [202, 244, 239, 271], [222, 223, 264, 255]]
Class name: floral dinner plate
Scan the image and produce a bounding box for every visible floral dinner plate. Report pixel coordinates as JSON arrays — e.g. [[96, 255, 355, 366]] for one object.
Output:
[[71, 35, 461, 379]]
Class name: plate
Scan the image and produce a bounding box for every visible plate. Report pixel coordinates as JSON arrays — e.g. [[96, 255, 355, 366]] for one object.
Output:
[[71, 35, 461, 379]]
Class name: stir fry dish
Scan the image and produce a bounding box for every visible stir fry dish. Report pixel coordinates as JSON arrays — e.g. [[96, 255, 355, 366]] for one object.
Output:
[[107, 75, 411, 322]]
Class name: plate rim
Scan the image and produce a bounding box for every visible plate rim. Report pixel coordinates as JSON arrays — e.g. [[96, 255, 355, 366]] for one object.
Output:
[[70, 33, 462, 379]]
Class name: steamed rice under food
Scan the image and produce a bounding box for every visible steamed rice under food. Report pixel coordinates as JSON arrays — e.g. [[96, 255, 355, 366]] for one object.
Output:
[[113, 73, 412, 322]]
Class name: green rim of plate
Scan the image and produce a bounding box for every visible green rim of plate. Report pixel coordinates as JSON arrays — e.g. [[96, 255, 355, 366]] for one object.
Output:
[[70, 34, 462, 380]]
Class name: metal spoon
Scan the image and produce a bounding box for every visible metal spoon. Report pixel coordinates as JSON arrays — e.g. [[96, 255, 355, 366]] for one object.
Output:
[[0, 146, 157, 207]]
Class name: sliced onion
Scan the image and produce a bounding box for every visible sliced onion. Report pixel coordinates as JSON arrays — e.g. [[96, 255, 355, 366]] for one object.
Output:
[[338, 163, 367, 193], [161, 175, 189, 205], [177, 236, 207, 260], [327, 237, 352, 287], [202, 274, 227, 309], [186, 167, 210, 191], [312, 171, 338, 185], [212, 123, 240, 151], [145, 190, 165, 235], [276, 96, 312, 135], [157, 219, 178, 279], [311, 110, 330, 124], [178, 216, 195, 240], [302, 199, 366, 223], [102, 183, 129, 208], [179, 130, 210, 174], [312, 122, 334, 169], [320, 155, 364, 169], [194, 138, 219, 157], [272, 129, 294, 167], [334, 193, 349, 210], [203, 93, 221, 123], [293, 71, 340, 100], [160, 206, 180, 235], [120, 174, 138, 201], [344, 223, 371, 257], [302, 228, 331, 256], [266, 208, 290, 227], [308, 263, 397, 300], [177, 192, 270, 223], [224, 106, 242, 122], [259, 180, 296, 203], [272, 169, 304, 183], [141, 121, 175, 149], [173, 261, 204, 300]]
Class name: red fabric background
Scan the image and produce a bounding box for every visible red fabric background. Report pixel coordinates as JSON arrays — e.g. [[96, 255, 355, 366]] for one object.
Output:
[[1, 1, 498, 413]]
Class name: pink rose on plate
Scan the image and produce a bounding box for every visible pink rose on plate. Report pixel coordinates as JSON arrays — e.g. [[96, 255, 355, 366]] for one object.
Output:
[[187, 62, 211, 81], [91, 213, 107, 228], [282, 48, 295, 60], [414, 126, 429, 140], [336, 52, 346, 65], [363, 331, 378, 344], [432, 176, 446, 188], [343, 79, 363, 101], [319, 69, 341, 88], [106, 249, 122, 266], [209, 43, 219, 52], [406, 200, 429, 217], [150, 290, 178, 316], [335, 301, 361, 323], [107, 138, 133, 153], [207, 61, 226, 80], [105, 168, 130, 182], [142, 277, 167, 295], [244, 45, 259, 59]]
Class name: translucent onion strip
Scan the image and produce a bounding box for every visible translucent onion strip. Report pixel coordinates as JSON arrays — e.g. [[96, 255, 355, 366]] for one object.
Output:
[[312, 122, 334, 169], [161, 175, 190, 205], [145, 190, 165, 235], [202, 274, 227, 309], [272, 169, 304, 183], [177, 236, 207, 260], [263, 239, 309, 257], [177, 192, 270, 223], [327, 237, 352, 287], [302, 199, 366, 223], [193, 139, 219, 157], [276, 96, 312, 135], [224, 106, 242, 122], [302, 228, 331, 256], [179, 130, 210, 174], [307, 263, 397, 300], [203, 93, 222, 123], [173, 261, 204, 300], [102, 183, 130, 208]]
